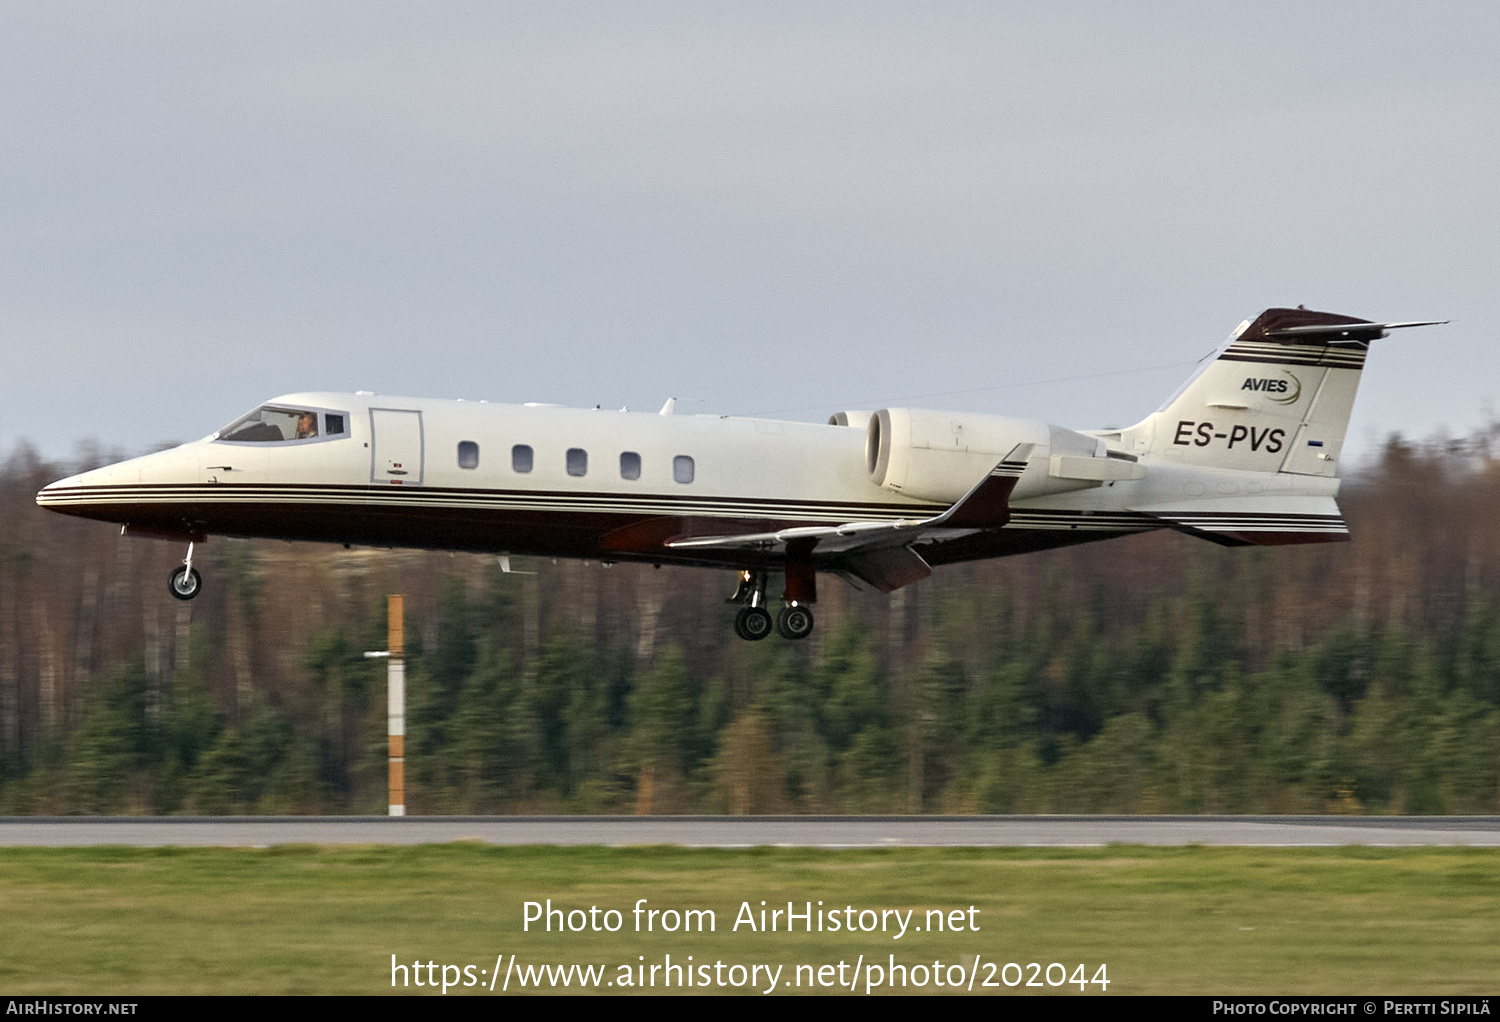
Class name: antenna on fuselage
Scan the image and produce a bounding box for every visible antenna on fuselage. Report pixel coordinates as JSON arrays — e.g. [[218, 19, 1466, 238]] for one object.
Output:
[[659, 397, 676, 415]]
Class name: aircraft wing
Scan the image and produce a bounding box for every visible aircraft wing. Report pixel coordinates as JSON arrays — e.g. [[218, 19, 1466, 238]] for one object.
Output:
[[664, 444, 1033, 591]]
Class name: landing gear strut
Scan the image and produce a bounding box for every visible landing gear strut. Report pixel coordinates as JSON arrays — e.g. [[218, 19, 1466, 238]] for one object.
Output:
[[729, 570, 772, 641], [168, 541, 202, 601], [777, 550, 817, 641]]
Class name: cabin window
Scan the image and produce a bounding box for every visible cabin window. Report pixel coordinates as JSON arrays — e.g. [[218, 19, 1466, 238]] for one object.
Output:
[[673, 455, 695, 484], [457, 441, 479, 469], [620, 451, 641, 480], [512, 444, 533, 473], [567, 448, 588, 477], [217, 405, 347, 444]]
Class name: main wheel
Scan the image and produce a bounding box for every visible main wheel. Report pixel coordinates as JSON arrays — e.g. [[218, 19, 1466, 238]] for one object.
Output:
[[168, 566, 202, 601], [777, 604, 815, 640], [734, 606, 773, 641]]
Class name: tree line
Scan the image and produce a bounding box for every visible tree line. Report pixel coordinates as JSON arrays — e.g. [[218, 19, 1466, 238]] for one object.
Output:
[[1, 429, 1498, 815]]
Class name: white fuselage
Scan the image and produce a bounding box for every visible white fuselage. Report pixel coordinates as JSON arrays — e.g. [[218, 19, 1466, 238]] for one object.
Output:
[[37, 388, 1344, 582]]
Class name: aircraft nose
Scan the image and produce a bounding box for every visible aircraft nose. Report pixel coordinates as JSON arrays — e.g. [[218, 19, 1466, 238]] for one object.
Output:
[[35, 452, 152, 515], [36, 470, 92, 513], [36, 460, 148, 527], [36, 444, 204, 527], [37, 473, 75, 503]]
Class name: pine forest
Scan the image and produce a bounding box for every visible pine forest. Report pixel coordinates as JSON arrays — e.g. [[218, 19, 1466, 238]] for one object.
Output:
[[2, 431, 1499, 817]]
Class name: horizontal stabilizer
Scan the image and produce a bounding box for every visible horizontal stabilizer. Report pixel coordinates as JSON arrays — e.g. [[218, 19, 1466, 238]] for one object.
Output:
[[1265, 319, 1447, 344], [1132, 495, 1348, 546]]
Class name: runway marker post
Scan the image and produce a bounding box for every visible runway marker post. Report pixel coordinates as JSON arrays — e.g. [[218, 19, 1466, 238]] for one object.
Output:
[[364, 595, 406, 817]]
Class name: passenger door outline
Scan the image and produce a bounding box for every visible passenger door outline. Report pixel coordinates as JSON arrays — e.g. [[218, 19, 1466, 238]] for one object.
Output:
[[370, 408, 424, 486]]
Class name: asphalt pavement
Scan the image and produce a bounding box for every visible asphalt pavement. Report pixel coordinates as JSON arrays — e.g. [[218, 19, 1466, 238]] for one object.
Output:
[[2, 814, 1497, 847]]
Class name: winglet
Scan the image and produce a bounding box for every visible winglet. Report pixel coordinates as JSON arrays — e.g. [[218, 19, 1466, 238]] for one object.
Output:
[[933, 443, 1033, 529]]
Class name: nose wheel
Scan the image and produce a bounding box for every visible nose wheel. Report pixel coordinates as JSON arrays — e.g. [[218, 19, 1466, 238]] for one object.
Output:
[[169, 566, 202, 601], [168, 541, 202, 601]]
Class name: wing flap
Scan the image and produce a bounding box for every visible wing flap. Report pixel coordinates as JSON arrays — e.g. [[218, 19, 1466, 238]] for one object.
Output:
[[840, 545, 933, 593]]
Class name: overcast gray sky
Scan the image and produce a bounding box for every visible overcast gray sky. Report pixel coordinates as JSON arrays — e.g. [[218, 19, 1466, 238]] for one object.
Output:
[[3, 2, 1496, 467]]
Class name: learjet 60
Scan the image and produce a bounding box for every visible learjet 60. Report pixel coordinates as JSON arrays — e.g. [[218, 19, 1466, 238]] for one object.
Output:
[[38, 307, 1442, 640]]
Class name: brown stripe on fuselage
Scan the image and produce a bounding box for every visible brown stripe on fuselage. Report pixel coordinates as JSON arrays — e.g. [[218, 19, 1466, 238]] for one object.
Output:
[[39, 483, 939, 567], [39, 484, 1202, 573]]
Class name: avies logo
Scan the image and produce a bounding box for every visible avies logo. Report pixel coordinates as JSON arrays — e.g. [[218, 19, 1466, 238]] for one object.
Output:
[[1241, 370, 1301, 405]]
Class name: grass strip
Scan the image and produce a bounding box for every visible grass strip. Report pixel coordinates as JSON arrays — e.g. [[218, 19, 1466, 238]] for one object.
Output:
[[0, 844, 1494, 995]]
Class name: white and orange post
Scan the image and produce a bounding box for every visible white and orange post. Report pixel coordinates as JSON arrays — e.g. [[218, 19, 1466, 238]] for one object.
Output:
[[387, 595, 406, 817], [367, 595, 407, 816]]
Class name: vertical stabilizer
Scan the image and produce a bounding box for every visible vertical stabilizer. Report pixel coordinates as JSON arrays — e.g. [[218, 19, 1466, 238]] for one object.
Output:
[[1127, 308, 1403, 476]]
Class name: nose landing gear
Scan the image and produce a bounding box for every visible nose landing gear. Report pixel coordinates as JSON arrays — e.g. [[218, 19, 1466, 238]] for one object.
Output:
[[168, 542, 202, 601]]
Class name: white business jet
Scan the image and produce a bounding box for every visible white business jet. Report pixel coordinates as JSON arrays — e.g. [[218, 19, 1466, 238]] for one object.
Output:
[[37, 308, 1443, 641]]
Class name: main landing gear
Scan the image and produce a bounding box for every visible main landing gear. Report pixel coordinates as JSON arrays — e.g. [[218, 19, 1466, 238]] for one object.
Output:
[[728, 570, 816, 641], [168, 541, 202, 601], [777, 602, 814, 640], [729, 570, 772, 640], [735, 605, 773, 641]]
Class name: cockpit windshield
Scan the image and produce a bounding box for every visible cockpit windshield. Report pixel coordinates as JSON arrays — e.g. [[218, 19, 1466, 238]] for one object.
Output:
[[216, 406, 347, 444]]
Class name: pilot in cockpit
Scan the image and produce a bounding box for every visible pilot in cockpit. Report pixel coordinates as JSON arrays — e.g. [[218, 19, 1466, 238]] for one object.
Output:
[[294, 412, 319, 439]]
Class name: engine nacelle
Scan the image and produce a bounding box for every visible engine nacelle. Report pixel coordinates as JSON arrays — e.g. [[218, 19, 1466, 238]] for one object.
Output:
[[866, 408, 1110, 502], [827, 410, 874, 429]]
